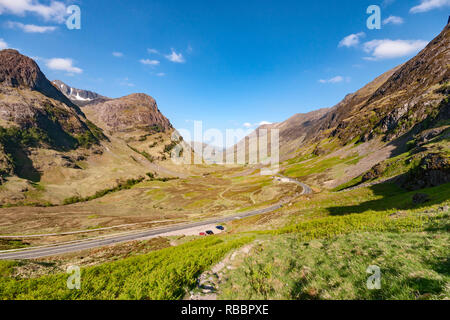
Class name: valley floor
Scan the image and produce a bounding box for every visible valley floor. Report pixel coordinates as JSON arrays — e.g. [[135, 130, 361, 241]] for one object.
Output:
[[0, 166, 302, 247], [0, 181, 448, 300]]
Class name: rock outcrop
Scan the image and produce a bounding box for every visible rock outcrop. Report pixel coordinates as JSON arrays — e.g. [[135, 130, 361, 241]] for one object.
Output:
[[0, 49, 102, 150], [0, 50, 82, 114], [403, 153, 450, 190], [83, 93, 172, 134]]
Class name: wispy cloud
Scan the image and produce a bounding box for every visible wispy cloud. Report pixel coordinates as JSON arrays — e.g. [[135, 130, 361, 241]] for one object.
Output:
[[147, 48, 159, 54], [46, 58, 82, 74], [0, 38, 8, 49], [165, 50, 185, 63], [319, 76, 350, 84], [140, 59, 160, 66], [382, 0, 396, 7], [363, 39, 428, 60], [6, 21, 56, 33], [383, 16, 404, 25], [410, 0, 450, 13], [156, 72, 165, 77], [112, 52, 124, 58], [119, 77, 135, 87], [338, 32, 365, 48], [0, 0, 67, 23]]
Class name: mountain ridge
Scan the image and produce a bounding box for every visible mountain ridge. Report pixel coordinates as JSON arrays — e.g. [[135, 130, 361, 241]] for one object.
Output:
[[234, 22, 449, 189], [0, 50, 182, 206], [83, 92, 173, 135], [0, 49, 83, 115], [52, 80, 110, 107]]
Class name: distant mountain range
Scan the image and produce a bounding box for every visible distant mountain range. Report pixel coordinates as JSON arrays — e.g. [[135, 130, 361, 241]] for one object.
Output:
[[51, 80, 110, 107]]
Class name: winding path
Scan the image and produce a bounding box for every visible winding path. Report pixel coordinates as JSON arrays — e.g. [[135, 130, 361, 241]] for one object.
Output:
[[277, 174, 313, 195]]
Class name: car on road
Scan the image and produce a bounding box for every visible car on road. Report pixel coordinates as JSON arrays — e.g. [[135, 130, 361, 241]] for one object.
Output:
[[206, 230, 214, 235], [199, 232, 206, 236], [216, 226, 225, 230]]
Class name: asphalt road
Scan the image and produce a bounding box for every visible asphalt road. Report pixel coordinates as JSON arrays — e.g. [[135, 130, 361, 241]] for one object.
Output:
[[0, 176, 311, 260], [0, 203, 284, 260], [279, 175, 312, 195]]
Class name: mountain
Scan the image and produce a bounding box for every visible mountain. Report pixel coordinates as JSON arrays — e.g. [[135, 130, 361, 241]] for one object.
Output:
[[52, 80, 110, 107], [83, 93, 172, 135], [320, 23, 449, 145], [254, 108, 331, 159], [229, 66, 400, 163], [0, 51, 185, 206], [0, 50, 82, 114], [0, 49, 107, 184], [0, 49, 104, 149], [238, 21, 449, 189]]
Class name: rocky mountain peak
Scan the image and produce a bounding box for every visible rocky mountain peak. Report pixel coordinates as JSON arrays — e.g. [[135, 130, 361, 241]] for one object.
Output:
[[0, 49, 82, 114], [52, 80, 110, 107], [83, 92, 172, 134]]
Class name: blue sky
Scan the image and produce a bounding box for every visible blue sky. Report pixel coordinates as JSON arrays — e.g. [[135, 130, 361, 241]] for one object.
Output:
[[0, 0, 449, 144]]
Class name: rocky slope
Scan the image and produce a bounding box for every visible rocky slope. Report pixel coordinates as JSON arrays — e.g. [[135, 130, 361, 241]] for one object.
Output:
[[324, 23, 449, 145], [0, 50, 105, 155], [0, 50, 82, 114], [0, 50, 107, 184], [0, 51, 188, 205], [238, 21, 449, 189], [83, 93, 172, 134], [52, 80, 110, 107], [0, 49, 101, 144]]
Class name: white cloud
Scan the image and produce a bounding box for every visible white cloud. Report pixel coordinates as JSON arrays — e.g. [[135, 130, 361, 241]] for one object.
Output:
[[363, 39, 428, 60], [6, 21, 56, 33], [156, 72, 165, 77], [338, 32, 365, 48], [112, 52, 124, 58], [410, 0, 450, 13], [0, 0, 67, 23], [319, 76, 350, 84], [147, 48, 159, 54], [383, 16, 404, 25], [165, 50, 185, 63], [243, 121, 272, 128], [0, 38, 8, 49], [140, 59, 160, 66], [46, 58, 82, 74]]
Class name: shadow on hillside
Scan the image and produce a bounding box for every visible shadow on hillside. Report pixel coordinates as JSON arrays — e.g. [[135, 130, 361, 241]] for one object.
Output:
[[429, 257, 450, 276], [326, 183, 450, 216], [381, 95, 449, 160], [404, 277, 446, 296], [12, 147, 41, 182]]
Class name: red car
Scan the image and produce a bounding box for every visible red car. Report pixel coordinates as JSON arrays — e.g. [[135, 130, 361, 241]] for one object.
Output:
[[199, 232, 206, 236]]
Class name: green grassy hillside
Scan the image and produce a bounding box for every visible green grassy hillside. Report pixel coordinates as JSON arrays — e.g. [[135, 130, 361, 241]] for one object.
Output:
[[1, 182, 448, 300]]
